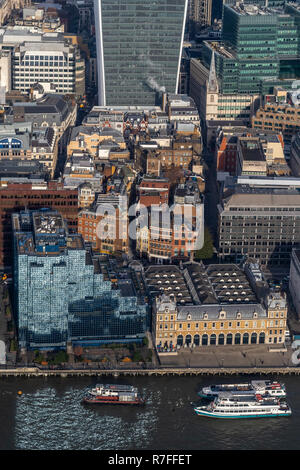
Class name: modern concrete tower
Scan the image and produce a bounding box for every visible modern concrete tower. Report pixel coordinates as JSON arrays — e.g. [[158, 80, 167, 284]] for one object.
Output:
[[94, 0, 188, 106]]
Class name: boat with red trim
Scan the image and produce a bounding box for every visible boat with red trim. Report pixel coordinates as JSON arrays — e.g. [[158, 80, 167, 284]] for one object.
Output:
[[82, 384, 145, 405]]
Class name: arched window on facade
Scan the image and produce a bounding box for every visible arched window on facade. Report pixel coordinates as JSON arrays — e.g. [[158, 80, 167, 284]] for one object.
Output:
[[194, 334, 200, 346], [218, 333, 225, 345], [226, 333, 233, 345], [210, 334, 216, 345], [243, 333, 249, 345], [202, 334, 208, 346], [235, 333, 241, 345], [185, 334, 192, 346], [259, 332, 265, 344], [251, 332, 257, 344]]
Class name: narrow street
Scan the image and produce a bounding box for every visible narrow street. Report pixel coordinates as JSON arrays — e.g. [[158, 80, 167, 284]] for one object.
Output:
[[202, 147, 219, 247]]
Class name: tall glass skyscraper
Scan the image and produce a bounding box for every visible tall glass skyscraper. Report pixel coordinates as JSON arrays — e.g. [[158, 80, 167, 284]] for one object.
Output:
[[13, 209, 148, 350], [94, 0, 188, 106], [200, 2, 300, 95]]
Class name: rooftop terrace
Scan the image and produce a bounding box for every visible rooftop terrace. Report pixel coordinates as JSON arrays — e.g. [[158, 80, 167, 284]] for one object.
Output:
[[13, 209, 84, 255], [229, 3, 285, 16]]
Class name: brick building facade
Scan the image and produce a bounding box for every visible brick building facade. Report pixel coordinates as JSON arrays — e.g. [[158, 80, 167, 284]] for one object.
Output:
[[0, 181, 78, 266]]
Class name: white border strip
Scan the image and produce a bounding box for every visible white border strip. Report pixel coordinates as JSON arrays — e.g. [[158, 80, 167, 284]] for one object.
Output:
[[94, 0, 106, 105], [176, 0, 188, 94]]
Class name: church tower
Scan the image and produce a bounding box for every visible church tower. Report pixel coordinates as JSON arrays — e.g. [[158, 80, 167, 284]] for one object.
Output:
[[206, 50, 219, 120]]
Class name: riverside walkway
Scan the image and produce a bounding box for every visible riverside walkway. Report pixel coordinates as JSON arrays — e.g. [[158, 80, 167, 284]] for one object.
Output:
[[0, 366, 300, 377]]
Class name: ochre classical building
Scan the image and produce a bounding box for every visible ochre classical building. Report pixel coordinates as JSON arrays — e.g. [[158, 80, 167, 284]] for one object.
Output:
[[147, 263, 288, 353], [67, 126, 127, 159], [153, 291, 287, 353]]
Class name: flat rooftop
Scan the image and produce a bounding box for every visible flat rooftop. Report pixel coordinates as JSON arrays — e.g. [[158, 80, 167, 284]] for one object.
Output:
[[203, 41, 235, 59], [222, 186, 300, 208], [239, 140, 265, 162], [13, 209, 84, 255], [229, 4, 285, 16]]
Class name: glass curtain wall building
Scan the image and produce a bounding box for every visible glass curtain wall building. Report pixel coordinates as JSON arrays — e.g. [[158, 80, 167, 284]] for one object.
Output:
[[200, 2, 300, 95], [94, 0, 188, 106], [12, 209, 148, 350]]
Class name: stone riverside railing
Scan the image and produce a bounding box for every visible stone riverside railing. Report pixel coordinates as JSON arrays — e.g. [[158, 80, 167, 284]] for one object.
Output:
[[0, 366, 299, 377]]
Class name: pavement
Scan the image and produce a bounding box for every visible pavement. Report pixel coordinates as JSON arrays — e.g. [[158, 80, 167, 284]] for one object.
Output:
[[0, 282, 16, 365], [203, 151, 219, 244], [158, 344, 296, 368]]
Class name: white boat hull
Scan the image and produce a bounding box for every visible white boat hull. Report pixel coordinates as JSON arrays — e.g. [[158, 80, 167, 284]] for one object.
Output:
[[194, 408, 291, 419]]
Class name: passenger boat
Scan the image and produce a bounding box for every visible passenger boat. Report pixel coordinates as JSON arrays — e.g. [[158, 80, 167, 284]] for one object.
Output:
[[194, 392, 291, 419], [199, 380, 286, 399], [82, 384, 145, 405]]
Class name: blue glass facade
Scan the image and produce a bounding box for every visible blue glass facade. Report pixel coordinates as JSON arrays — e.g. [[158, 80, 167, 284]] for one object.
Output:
[[13, 209, 148, 350], [94, 0, 188, 106]]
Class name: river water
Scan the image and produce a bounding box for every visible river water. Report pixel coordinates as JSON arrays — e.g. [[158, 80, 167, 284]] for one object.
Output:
[[1, 374, 300, 450]]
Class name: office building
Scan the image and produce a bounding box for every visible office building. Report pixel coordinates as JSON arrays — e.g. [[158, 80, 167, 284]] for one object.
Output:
[[190, 2, 300, 139], [136, 177, 204, 262], [166, 94, 200, 126], [8, 5, 65, 33], [94, 0, 188, 106], [189, 50, 260, 143], [0, 28, 85, 97], [13, 209, 148, 351], [216, 128, 288, 177], [62, 152, 104, 201], [187, 0, 212, 36], [148, 262, 287, 352], [67, 125, 127, 160], [290, 132, 300, 176], [289, 248, 300, 319], [236, 138, 267, 177], [220, 3, 300, 94], [252, 87, 300, 156], [78, 193, 129, 255], [0, 122, 58, 177], [0, 181, 78, 267], [136, 176, 171, 208], [218, 181, 300, 266], [0, 50, 11, 95], [8, 93, 77, 155]]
